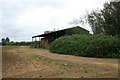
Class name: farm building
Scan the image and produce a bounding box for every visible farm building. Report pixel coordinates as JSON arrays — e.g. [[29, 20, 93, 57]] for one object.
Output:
[[32, 26, 89, 48]]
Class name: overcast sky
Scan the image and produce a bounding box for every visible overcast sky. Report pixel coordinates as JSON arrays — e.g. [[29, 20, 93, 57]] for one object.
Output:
[[1, 0, 111, 42]]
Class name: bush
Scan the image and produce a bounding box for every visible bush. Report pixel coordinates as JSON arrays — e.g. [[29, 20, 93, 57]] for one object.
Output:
[[50, 34, 120, 58]]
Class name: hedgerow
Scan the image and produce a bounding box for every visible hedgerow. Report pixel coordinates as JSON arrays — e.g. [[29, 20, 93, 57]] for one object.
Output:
[[50, 34, 120, 58]]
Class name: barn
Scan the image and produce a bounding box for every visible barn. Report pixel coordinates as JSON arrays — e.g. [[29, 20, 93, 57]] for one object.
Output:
[[32, 26, 89, 48]]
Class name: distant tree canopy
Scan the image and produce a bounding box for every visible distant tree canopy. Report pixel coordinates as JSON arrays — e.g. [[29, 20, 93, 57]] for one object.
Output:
[[1, 37, 32, 46], [44, 31, 52, 34], [44, 29, 57, 34], [6, 37, 10, 43], [1, 37, 10, 45], [1, 38, 6, 45]]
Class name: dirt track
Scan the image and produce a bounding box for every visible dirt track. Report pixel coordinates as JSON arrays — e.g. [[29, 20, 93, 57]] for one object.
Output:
[[2, 46, 119, 78]]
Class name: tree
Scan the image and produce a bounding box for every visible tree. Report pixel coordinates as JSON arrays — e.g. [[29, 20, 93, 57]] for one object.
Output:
[[44, 30, 55, 34], [1, 37, 11, 45], [87, 10, 105, 34], [1, 38, 6, 45], [44, 31, 51, 34], [87, 1, 120, 36], [69, 17, 86, 27], [6, 37, 10, 43]]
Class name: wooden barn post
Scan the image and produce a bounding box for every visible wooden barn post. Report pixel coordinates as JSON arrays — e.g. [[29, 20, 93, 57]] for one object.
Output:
[[56, 32, 57, 38], [35, 37, 36, 48], [32, 37, 33, 47], [39, 37, 41, 48]]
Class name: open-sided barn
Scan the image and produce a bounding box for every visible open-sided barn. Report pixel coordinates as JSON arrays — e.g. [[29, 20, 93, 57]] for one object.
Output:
[[32, 26, 89, 48]]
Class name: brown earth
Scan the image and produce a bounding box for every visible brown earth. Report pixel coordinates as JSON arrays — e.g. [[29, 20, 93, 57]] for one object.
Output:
[[2, 46, 119, 78]]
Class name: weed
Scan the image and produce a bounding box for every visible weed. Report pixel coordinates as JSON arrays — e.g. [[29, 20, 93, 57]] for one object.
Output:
[[61, 72, 64, 74], [107, 73, 112, 75], [64, 67, 69, 71], [96, 72, 102, 77], [103, 68, 110, 71], [84, 70, 88, 73], [81, 76, 84, 78], [39, 75, 43, 77]]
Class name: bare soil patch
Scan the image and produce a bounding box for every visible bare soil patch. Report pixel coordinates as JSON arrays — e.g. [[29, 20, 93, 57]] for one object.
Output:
[[2, 46, 118, 78]]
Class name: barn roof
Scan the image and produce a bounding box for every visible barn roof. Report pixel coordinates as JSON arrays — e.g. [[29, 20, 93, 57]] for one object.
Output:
[[32, 26, 89, 38]]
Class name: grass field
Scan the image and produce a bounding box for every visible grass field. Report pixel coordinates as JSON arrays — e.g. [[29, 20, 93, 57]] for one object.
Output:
[[2, 46, 119, 78]]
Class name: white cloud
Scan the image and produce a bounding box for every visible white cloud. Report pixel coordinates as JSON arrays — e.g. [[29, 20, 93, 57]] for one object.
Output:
[[16, 7, 53, 26], [110, 0, 120, 2], [2, 0, 109, 41], [15, 0, 107, 32], [15, 6, 79, 29], [0, 0, 43, 3], [0, 0, 62, 3]]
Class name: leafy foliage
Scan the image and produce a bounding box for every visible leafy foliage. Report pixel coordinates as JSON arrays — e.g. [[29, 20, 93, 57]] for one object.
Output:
[[87, 1, 120, 37], [6, 37, 10, 43], [1, 38, 6, 45], [50, 34, 120, 58], [1, 37, 10, 45]]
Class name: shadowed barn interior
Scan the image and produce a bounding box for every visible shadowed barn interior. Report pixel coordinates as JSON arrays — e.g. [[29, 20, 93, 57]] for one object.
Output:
[[32, 26, 89, 48]]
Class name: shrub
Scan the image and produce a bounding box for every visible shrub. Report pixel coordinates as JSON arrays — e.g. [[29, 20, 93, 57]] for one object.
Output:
[[50, 34, 120, 58]]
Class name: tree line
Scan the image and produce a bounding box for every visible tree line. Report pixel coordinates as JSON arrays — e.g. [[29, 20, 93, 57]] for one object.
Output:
[[0, 37, 32, 46]]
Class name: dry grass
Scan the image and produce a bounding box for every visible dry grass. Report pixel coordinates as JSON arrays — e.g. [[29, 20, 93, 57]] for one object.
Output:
[[2, 46, 119, 78]]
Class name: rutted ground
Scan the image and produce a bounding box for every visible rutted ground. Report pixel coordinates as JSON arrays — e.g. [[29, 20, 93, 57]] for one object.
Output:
[[2, 46, 118, 78]]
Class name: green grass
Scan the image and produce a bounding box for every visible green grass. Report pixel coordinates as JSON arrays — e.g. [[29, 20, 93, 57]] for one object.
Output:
[[30, 53, 74, 66], [30, 53, 81, 71], [31, 53, 61, 62]]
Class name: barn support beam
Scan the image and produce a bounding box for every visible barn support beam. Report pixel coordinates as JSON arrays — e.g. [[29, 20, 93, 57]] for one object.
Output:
[[48, 35, 50, 43], [39, 37, 41, 48], [32, 38, 35, 47], [35, 37, 36, 48], [32, 37, 33, 47], [56, 33, 57, 38]]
